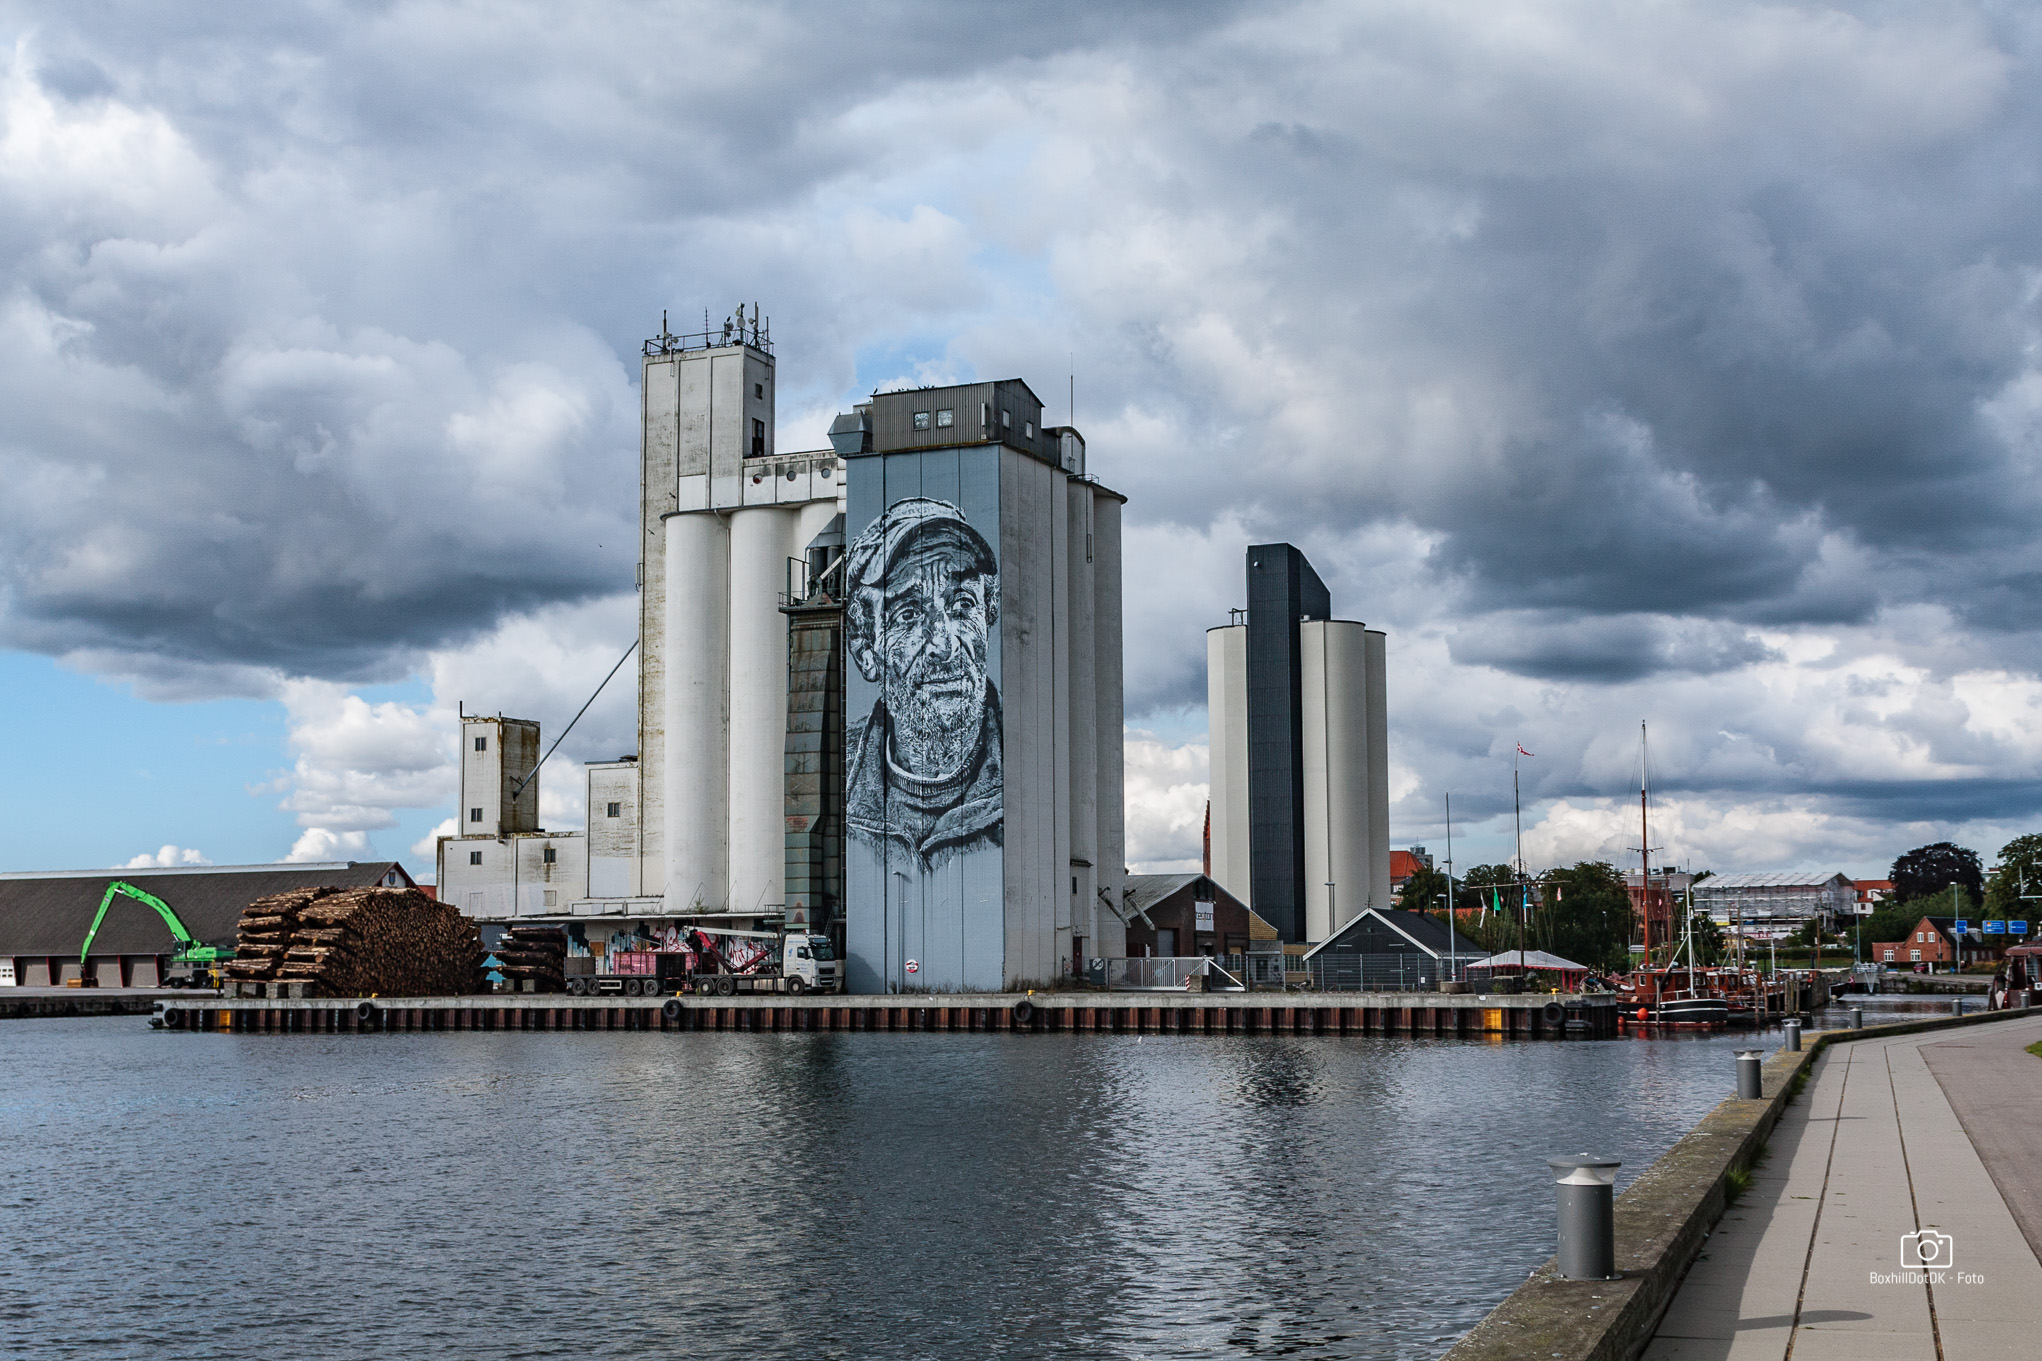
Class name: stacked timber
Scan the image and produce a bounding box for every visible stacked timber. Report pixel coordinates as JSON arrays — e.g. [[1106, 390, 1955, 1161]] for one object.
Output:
[[226, 887, 484, 996], [491, 925, 568, 992], [222, 888, 336, 983]]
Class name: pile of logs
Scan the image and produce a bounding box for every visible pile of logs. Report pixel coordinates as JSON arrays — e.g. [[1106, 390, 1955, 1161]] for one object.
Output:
[[223, 886, 484, 996], [490, 925, 567, 992], [222, 887, 330, 984]]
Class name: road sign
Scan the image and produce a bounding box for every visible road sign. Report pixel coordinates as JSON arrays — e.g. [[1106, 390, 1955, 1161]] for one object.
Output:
[[1954, 919, 1969, 933], [2014, 921, 2031, 935], [904, 959, 919, 974], [1985, 920, 2006, 934]]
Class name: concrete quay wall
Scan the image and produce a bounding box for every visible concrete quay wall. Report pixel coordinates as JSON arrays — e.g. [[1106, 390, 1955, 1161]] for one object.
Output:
[[2, 988, 180, 1020], [1439, 1004, 2038, 1361], [150, 990, 1622, 1038]]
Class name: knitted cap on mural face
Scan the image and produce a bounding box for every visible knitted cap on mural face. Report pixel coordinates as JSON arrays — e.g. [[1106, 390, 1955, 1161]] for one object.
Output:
[[844, 497, 996, 591]]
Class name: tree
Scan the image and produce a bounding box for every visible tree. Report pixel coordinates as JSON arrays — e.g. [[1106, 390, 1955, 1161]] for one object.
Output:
[[1983, 834, 2042, 933], [1861, 901, 1927, 947], [1539, 861, 1635, 973], [1455, 863, 1518, 914], [1452, 865, 1526, 953], [1891, 842, 1983, 905], [1397, 865, 1452, 917]]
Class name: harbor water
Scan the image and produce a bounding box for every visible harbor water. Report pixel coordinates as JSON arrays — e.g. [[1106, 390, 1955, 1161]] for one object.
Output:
[[6, 1016, 1813, 1359]]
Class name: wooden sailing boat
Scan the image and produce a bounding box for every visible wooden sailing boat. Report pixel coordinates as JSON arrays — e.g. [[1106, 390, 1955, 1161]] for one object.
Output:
[[1615, 723, 1729, 1028]]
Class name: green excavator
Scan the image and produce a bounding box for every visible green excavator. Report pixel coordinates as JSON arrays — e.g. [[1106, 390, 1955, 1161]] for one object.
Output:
[[74, 880, 236, 990]]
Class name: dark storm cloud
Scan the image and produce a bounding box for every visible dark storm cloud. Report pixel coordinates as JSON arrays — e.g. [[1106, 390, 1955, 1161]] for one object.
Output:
[[1449, 612, 1780, 683], [0, 1, 1249, 684], [13, 0, 2042, 872]]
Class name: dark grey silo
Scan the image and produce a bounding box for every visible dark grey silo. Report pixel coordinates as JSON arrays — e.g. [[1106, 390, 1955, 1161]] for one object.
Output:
[[1245, 543, 1330, 943], [1549, 1154, 1620, 1280]]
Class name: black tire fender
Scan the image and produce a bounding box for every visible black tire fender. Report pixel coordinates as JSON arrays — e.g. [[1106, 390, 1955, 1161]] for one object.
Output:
[[1541, 1001, 1566, 1026], [161, 1007, 184, 1029], [662, 999, 684, 1021], [1012, 998, 1035, 1026], [356, 1001, 379, 1026]]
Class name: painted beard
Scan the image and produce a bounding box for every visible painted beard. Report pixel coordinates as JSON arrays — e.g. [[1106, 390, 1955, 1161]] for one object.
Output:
[[881, 644, 987, 783]]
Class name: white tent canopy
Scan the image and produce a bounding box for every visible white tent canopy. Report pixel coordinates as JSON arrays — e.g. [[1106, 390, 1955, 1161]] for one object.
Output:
[[1467, 949, 1590, 972]]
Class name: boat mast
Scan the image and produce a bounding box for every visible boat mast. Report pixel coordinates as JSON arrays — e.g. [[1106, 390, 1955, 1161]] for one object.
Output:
[[1639, 724, 1649, 963]]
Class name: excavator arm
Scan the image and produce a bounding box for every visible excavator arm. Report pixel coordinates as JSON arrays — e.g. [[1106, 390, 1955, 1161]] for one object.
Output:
[[78, 880, 223, 969]]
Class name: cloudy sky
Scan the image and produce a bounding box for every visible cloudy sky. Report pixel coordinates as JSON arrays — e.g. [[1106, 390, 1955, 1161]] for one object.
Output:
[[7, 0, 2042, 881]]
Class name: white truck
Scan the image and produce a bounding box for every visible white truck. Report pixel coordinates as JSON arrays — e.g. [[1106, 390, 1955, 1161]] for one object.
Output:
[[682, 926, 840, 997]]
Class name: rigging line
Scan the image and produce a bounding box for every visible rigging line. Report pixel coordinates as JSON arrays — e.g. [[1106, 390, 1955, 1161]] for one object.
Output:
[[510, 638, 639, 803]]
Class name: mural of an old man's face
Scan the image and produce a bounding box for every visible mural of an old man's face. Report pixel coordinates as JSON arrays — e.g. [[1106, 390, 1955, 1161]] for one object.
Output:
[[850, 511, 999, 782]]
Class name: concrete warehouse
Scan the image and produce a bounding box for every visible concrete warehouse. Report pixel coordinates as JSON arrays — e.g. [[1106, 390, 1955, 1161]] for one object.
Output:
[[441, 309, 1131, 991]]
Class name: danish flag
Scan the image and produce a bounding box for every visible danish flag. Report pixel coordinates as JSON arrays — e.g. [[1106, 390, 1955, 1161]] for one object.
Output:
[[1517, 743, 1534, 757]]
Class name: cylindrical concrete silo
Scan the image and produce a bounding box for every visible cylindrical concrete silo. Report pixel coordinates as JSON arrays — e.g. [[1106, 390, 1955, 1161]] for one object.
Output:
[[1364, 628, 1390, 914], [726, 505, 795, 916], [1065, 479, 1098, 963], [1300, 620, 1373, 941], [1205, 624, 1251, 905], [1091, 487, 1127, 958], [664, 511, 730, 913]]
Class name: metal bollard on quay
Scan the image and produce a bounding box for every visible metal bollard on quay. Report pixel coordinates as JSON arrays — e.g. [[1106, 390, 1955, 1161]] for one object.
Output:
[[1850, 1007, 1863, 1030], [1549, 1155, 1622, 1280], [1783, 1019, 1801, 1052], [1736, 1049, 1765, 1100]]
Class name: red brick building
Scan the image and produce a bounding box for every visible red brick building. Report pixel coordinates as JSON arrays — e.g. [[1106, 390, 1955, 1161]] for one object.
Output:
[[1871, 916, 2001, 970]]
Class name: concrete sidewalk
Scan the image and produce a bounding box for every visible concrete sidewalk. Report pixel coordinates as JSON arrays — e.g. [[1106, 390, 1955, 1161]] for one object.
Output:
[[1642, 1014, 2042, 1360]]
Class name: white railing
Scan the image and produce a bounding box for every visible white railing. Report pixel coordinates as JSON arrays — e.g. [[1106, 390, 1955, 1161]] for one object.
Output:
[[1091, 957, 1247, 991]]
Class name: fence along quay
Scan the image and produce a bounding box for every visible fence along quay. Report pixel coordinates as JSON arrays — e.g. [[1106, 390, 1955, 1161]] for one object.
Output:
[[150, 991, 1623, 1037]]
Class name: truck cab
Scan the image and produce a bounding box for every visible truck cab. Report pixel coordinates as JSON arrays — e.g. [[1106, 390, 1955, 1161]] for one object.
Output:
[[786, 934, 839, 993]]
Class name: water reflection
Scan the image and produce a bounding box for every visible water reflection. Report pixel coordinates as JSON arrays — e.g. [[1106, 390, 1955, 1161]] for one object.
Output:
[[3, 1021, 1766, 1360]]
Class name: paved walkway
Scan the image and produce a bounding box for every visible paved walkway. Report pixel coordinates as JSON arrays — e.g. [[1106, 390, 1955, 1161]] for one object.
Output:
[[1643, 1015, 2042, 1360]]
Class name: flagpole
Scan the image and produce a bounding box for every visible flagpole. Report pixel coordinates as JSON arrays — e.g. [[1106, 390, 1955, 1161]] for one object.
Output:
[[1445, 793, 1456, 985]]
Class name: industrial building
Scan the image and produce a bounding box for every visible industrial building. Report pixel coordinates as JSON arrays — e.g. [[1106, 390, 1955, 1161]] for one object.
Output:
[[445, 310, 1131, 992], [836, 379, 1127, 992], [435, 711, 586, 918], [1206, 543, 1389, 943], [0, 861, 414, 988]]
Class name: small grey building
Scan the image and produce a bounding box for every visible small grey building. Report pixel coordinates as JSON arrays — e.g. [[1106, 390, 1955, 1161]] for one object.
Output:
[[1302, 906, 1482, 990]]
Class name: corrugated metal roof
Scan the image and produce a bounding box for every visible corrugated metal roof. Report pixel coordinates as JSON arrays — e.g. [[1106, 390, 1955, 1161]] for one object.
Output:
[[0, 862, 410, 955], [1124, 873, 1204, 916]]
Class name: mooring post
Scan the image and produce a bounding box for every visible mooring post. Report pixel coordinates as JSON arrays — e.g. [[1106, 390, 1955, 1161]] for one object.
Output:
[[1736, 1048, 1765, 1099], [1783, 1018, 1801, 1052], [1549, 1154, 1620, 1280], [1850, 1006, 1863, 1030]]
